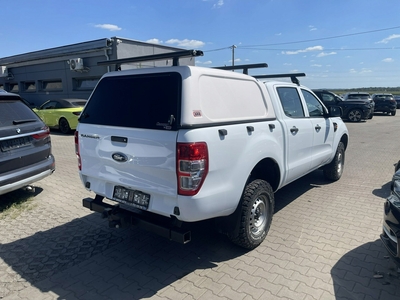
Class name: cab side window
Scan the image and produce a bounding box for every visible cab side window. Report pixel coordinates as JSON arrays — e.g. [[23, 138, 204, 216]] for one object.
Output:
[[277, 87, 305, 118], [302, 90, 325, 117]]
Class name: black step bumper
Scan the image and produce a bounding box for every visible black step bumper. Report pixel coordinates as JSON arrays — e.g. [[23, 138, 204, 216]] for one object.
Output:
[[83, 196, 191, 244]]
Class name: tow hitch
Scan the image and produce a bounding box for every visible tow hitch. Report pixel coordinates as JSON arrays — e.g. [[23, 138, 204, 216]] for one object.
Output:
[[83, 196, 191, 244]]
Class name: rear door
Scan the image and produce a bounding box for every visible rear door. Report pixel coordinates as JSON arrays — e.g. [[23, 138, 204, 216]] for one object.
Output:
[[276, 86, 314, 184], [77, 72, 182, 203], [301, 89, 335, 168]]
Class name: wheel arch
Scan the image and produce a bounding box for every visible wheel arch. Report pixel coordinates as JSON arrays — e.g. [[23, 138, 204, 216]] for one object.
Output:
[[248, 157, 281, 192]]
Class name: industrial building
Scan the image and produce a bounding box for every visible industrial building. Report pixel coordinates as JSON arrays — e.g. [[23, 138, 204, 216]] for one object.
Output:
[[0, 37, 195, 106]]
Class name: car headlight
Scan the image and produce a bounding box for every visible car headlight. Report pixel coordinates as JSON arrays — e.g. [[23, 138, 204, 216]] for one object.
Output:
[[388, 193, 400, 209], [392, 172, 400, 197]]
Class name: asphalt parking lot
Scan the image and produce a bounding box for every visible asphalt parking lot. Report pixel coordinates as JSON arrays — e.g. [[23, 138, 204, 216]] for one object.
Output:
[[0, 112, 399, 300]]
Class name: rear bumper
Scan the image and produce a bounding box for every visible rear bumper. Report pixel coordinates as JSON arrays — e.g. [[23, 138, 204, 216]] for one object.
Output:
[[83, 196, 191, 244], [374, 106, 396, 113], [0, 155, 55, 195]]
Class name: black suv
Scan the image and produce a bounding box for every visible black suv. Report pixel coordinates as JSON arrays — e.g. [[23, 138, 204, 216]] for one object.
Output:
[[0, 91, 55, 195], [313, 89, 373, 122], [371, 93, 397, 116]]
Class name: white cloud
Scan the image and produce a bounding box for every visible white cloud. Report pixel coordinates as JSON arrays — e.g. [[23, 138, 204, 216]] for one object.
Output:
[[146, 38, 162, 44], [360, 68, 372, 73], [213, 0, 224, 8], [275, 33, 282, 36], [283, 63, 292, 66], [376, 34, 400, 44], [282, 46, 323, 55], [311, 64, 322, 67], [166, 39, 205, 48], [197, 60, 213, 65], [94, 24, 121, 31], [309, 25, 317, 31], [316, 52, 337, 57], [382, 58, 394, 63], [349, 69, 357, 73]]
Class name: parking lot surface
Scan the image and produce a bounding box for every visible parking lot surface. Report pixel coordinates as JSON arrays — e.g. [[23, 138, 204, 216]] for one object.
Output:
[[0, 113, 399, 300]]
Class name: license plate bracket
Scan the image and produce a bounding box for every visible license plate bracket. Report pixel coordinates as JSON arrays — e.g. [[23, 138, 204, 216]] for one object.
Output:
[[112, 186, 150, 210], [0, 136, 32, 152]]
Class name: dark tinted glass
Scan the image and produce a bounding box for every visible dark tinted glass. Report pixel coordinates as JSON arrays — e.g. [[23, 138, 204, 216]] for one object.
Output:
[[80, 72, 181, 130], [0, 100, 40, 127], [277, 87, 305, 118]]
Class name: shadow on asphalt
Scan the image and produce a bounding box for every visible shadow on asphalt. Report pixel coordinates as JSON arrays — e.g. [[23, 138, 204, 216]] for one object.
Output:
[[0, 210, 249, 299], [0, 168, 385, 299], [373, 181, 392, 199], [275, 169, 332, 213], [331, 239, 400, 299]]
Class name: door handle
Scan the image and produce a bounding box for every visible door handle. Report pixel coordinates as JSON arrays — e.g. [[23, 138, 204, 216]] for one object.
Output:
[[315, 125, 321, 131], [290, 126, 299, 134]]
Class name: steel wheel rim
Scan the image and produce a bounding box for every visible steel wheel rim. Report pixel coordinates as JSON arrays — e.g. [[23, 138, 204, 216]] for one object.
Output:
[[250, 197, 267, 235]]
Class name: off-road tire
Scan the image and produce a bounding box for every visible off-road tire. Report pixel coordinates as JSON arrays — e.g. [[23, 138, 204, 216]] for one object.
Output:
[[59, 118, 71, 134], [347, 109, 362, 122], [324, 141, 345, 181], [229, 179, 274, 249]]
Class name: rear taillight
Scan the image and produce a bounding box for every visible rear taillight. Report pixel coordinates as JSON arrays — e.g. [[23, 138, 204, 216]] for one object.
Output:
[[177, 142, 208, 196], [74, 131, 81, 170], [32, 126, 50, 140]]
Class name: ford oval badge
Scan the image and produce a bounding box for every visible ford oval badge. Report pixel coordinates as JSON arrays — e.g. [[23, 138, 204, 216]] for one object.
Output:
[[112, 152, 128, 162]]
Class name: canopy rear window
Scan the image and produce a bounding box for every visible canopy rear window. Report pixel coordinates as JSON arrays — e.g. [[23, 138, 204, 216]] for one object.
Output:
[[79, 72, 182, 130]]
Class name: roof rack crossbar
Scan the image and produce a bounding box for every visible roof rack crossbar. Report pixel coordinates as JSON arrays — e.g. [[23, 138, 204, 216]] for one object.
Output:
[[97, 49, 204, 69], [213, 63, 268, 75], [253, 73, 306, 85]]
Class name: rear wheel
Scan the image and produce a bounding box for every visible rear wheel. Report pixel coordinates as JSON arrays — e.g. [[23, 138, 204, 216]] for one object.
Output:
[[228, 179, 274, 249], [347, 109, 362, 122], [324, 142, 345, 181], [391, 110, 397, 116], [59, 118, 71, 134]]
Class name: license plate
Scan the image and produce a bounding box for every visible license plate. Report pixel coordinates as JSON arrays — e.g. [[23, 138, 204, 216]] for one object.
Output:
[[113, 186, 150, 210], [0, 136, 32, 152]]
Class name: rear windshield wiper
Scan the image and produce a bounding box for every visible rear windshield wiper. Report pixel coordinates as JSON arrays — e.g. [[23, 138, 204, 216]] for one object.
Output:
[[13, 119, 37, 125]]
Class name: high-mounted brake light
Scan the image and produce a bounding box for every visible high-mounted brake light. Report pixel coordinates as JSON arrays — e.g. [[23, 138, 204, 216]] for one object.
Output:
[[74, 131, 81, 170], [177, 142, 208, 196]]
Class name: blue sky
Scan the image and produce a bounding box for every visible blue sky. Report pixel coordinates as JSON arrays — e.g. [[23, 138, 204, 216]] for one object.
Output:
[[2, 0, 400, 89]]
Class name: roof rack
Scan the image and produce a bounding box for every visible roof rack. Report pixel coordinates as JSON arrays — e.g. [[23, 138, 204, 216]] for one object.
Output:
[[253, 73, 306, 85], [213, 63, 268, 75], [97, 49, 204, 70]]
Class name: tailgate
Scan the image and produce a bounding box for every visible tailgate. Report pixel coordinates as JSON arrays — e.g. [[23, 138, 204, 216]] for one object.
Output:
[[78, 124, 178, 199]]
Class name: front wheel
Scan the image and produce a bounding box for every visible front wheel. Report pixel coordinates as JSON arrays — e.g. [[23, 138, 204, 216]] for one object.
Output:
[[347, 109, 362, 122], [391, 110, 396, 116], [324, 141, 345, 181], [59, 118, 71, 134], [228, 179, 274, 249]]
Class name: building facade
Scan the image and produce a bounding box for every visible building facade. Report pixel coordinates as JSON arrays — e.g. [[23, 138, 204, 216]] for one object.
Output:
[[0, 37, 194, 106]]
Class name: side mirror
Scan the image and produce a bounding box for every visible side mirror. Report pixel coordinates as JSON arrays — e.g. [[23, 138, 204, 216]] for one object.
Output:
[[329, 106, 343, 117]]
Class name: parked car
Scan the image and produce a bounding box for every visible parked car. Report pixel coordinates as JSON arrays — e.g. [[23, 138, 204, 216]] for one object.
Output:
[[393, 95, 400, 109], [371, 93, 397, 116], [33, 98, 87, 134], [313, 89, 373, 122], [342, 92, 375, 115], [0, 91, 55, 196], [381, 162, 400, 267]]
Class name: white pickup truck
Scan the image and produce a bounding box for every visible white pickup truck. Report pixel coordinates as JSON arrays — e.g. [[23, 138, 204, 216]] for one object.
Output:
[[75, 50, 349, 249]]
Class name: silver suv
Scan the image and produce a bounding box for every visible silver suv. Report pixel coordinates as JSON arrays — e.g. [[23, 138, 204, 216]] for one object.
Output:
[[0, 91, 55, 195]]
